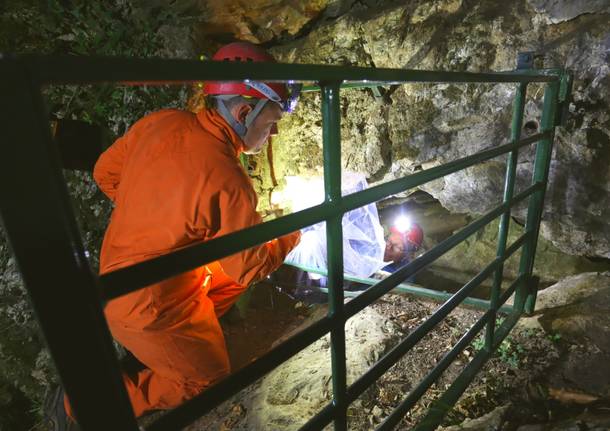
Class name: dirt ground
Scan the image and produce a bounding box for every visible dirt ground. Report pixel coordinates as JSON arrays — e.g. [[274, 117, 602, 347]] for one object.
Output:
[[136, 269, 610, 431], [159, 280, 559, 430]]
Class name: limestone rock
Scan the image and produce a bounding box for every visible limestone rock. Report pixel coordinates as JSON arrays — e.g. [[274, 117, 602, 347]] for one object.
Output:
[[156, 24, 195, 59], [534, 271, 610, 311], [246, 307, 397, 429], [527, 0, 610, 24], [131, 0, 330, 48], [532, 272, 610, 399], [194, 0, 330, 44], [429, 219, 609, 289], [190, 306, 399, 430], [440, 404, 510, 431], [264, 0, 610, 259]]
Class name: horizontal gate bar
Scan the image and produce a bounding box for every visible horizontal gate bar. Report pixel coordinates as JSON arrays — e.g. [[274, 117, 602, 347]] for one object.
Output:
[[20, 55, 559, 85], [299, 403, 336, 431], [302, 82, 391, 92], [147, 316, 333, 431], [102, 202, 334, 299], [345, 183, 542, 318], [101, 133, 548, 300], [284, 262, 514, 314]]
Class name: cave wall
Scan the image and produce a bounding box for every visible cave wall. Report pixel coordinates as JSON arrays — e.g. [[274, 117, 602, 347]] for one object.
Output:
[[249, 0, 610, 258], [0, 0, 608, 426]]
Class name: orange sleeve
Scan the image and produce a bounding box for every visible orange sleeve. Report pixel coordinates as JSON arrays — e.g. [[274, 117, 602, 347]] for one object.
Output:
[[215, 177, 301, 287], [93, 134, 130, 202]]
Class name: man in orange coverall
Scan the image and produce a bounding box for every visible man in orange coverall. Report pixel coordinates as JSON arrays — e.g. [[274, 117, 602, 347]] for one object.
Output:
[[51, 42, 302, 428]]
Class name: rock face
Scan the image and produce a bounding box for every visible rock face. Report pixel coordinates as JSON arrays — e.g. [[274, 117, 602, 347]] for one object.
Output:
[[534, 270, 610, 311], [0, 231, 55, 427], [190, 0, 330, 45], [130, 0, 328, 54], [527, 0, 610, 23], [440, 405, 510, 431], [189, 306, 399, 430], [429, 218, 609, 288], [523, 272, 610, 399], [256, 0, 610, 259], [246, 307, 397, 429]]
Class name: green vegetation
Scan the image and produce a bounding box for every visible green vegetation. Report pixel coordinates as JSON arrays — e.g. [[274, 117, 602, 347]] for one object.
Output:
[[495, 338, 524, 368], [471, 318, 524, 368], [0, 1, 196, 428], [2, 0, 193, 134]]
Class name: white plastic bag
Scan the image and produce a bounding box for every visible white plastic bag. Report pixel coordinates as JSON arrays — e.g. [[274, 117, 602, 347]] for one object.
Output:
[[284, 172, 387, 279]]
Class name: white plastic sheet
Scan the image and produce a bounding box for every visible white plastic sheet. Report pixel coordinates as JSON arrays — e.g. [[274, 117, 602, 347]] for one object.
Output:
[[284, 172, 387, 279]]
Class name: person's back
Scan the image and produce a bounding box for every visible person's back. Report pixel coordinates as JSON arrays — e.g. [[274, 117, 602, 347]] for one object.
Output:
[[55, 42, 302, 428], [96, 108, 252, 276]]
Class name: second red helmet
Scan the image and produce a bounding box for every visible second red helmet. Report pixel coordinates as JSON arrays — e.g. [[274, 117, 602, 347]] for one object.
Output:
[[390, 222, 424, 251], [405, 223, 424, 250]]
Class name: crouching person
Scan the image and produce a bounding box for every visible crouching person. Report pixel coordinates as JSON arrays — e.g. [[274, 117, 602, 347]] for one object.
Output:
[[49, 42, 301, 430]]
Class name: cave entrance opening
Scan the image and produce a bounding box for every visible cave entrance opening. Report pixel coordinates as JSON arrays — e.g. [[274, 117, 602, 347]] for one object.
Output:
[[0, 54, 571, 430], [277, 189, 500, 309]]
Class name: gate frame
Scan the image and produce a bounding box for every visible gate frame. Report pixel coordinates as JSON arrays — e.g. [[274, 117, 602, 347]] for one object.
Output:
[[0, 53, 571, 431]]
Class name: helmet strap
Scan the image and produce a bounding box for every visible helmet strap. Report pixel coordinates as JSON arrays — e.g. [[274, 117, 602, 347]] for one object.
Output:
[[215, 96, 247, 138], [244, 99, 269, 129], [214, 96, 270, 140]]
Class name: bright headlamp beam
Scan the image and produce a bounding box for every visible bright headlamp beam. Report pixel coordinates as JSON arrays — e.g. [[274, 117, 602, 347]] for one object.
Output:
[[394, 215, 412, 233]]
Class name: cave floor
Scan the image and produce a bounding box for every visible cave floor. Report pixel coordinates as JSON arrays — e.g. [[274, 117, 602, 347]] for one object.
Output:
[[204, 283, 610, 430], [138, 193, 610, 430]]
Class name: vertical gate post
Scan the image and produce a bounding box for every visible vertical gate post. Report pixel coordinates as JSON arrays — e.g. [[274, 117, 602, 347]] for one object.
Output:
[[515, 78, 561, 313], [485, 82, 528, 349], [322, 81, 348, 430], [0, 56, 138, 430]]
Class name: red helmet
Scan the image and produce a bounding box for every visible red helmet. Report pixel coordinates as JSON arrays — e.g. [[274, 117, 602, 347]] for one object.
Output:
[[203, 42, 288, 102], [390, 222, 424, 251], [405, 223, 424, 250]]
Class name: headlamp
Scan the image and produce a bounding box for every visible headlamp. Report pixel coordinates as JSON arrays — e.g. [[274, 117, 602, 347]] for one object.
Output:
[[393, 215, 412, 234], [283, 82, 302, 113], [243, 80, 302, 113]]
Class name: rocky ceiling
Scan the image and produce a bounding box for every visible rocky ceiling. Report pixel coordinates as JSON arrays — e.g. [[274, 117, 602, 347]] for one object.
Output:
[[135, 0, 336, 53], [146, 0, 610, 258], [193, 0, 331, 44]]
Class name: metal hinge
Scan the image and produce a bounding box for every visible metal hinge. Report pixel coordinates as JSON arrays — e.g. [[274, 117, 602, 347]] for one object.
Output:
[[516, 51, 544, 70], [556, 71, 574, 126]]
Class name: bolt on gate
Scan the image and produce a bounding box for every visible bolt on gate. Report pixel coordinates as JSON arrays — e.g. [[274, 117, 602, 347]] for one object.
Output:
[[0, 54, 571, 430]]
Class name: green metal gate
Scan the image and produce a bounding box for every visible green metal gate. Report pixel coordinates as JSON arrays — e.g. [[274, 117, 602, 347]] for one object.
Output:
[[0, 53, 571, 430]]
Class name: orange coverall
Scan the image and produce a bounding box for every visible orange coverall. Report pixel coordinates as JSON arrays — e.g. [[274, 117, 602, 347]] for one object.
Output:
[[70, 108, 300, 418]]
